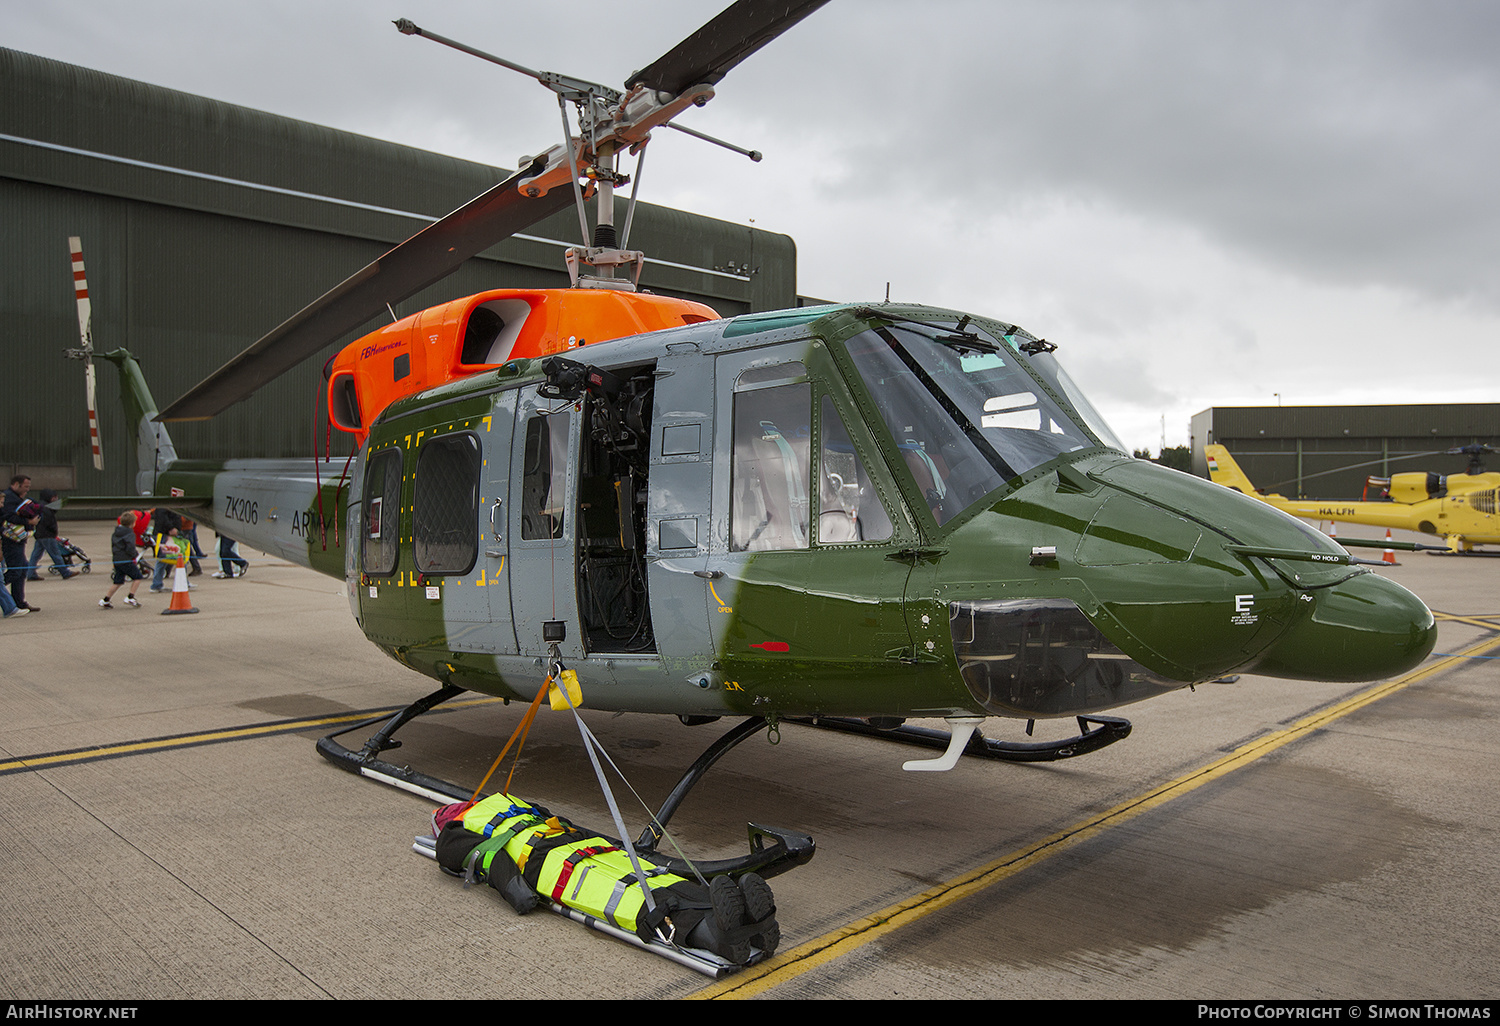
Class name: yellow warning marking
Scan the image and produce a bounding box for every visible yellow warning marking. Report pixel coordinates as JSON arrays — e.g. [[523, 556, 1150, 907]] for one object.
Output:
[[693, 632, 1500, 1000], [708, 579, 730, 611]]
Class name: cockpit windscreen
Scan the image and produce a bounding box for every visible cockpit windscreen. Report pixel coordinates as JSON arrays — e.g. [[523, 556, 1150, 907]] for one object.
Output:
[[842, 324, 1117, 524]]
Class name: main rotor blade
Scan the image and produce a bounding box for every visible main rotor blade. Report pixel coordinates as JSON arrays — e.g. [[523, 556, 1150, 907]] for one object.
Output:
[[158, 159, 572, 422], [627, 0, 829, 94]]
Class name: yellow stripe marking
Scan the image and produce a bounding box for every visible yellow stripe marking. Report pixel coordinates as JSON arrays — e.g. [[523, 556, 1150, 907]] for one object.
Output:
[[0, 696, 508, 775], [1432, 610, 1500, 630], [694, 633, 1500, 999]]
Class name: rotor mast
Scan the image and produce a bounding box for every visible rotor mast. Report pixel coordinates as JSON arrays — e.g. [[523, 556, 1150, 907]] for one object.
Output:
[[393, 15, 763, 291], [156, 2, 827, 423]]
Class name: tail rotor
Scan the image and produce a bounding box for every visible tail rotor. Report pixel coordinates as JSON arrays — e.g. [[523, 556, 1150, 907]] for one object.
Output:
[[64, 236, 104, 472]]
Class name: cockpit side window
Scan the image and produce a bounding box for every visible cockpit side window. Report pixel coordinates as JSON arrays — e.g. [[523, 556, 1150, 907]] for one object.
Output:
[[818, 395, 893, 544], [730, 376, 811, 552]]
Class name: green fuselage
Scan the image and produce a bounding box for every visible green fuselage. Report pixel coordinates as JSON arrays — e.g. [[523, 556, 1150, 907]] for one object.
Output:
[[143, 305, 1434, 723]]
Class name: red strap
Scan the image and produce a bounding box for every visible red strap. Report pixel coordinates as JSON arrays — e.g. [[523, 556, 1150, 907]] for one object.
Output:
[[549, 845, 622, 902]]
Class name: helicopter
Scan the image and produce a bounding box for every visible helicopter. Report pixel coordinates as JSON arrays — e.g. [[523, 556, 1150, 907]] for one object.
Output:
[[1206, 443, 1500, 554], [80, 0, 1438, 895]]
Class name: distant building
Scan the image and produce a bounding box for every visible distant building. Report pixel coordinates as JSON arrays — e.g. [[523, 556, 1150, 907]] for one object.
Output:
[[1, 48, 798, 497], [1191, 405, 1500, 499]]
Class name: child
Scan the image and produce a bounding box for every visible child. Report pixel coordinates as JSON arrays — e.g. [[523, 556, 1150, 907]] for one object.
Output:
[[101, 511, 144, 609]]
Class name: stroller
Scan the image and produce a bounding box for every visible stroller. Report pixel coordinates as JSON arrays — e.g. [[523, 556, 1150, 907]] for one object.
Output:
[[46, 537, 92, 576]]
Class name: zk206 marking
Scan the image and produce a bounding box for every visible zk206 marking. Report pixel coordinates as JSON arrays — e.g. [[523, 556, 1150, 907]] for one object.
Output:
[[224, 495, 258, 524]]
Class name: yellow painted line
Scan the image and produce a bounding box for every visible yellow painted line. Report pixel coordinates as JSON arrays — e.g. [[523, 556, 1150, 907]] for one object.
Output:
[[1432, 610, 1500, 630], [0, 695, 508, 775], [694, 632, 1500, 1000]]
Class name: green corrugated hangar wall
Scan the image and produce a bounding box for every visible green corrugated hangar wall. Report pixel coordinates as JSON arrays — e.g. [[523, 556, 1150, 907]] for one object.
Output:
[[1, 47, 797, 497], [1191, 405, 1500, 499]]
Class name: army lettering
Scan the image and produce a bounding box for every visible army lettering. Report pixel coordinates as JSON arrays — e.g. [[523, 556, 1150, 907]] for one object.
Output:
[[288, 509, 333, 538]]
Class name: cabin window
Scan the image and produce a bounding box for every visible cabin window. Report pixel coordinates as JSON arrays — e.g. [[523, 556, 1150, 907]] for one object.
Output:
[[362, 448, 402, 576], [521, 412, 569, 540], [413, 432, 481, 574], [818, 396, 893, 544], [731, 378, 811, 551]]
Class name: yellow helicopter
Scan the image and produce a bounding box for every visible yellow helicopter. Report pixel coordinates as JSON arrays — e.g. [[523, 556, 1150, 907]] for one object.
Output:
[[1206, 443, 1499, 553]]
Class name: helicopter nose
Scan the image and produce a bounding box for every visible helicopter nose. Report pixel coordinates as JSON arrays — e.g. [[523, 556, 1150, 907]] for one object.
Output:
[[1252, 571, 1436, 682]]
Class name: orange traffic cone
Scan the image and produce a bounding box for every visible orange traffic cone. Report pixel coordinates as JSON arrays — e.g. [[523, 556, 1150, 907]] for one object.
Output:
[[1383, 529, 1398, 565], [1328, 522, 1338, 540], [161, 563, 199, 615]]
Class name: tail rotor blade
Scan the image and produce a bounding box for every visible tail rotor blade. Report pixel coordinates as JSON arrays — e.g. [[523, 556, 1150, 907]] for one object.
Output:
[[84, 356, 103, 471], [69, 236, 104, 471]]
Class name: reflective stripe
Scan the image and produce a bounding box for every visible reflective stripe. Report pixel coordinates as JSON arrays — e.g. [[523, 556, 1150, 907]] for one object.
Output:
[[568, 864, 592, 902], [603, 879, 633, 928]]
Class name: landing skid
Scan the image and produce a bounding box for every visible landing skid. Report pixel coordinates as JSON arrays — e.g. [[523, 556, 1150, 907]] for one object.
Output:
[[785, 713, 1131, 763], [316, 686, 815, 880]]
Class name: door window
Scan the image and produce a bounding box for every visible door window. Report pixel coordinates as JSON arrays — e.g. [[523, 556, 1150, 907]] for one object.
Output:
[[521, 412, 570, 540], [413, 432, 481, 574]]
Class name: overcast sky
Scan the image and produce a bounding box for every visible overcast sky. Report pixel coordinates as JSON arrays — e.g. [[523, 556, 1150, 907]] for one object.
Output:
[[10, 0, 1499, 452]]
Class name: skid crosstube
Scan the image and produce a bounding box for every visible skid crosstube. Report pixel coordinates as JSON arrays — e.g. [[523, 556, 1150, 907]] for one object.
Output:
[[317, 688, 815, 879], [785, 713, 1131, 762]]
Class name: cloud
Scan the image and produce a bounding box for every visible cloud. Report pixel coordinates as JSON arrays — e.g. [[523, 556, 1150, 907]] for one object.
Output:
[[9, 0, 1499, 453]]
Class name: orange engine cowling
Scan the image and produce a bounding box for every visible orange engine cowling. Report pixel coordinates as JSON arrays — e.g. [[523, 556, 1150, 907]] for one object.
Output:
[[324, 288, 718, 446]]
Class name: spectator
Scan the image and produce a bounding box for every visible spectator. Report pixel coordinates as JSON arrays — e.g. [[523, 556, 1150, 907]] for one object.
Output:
[[100, 511, 144, 609], [2, 474, 40, 612], [26, 489, 77, 580], [148, 506, 185, 593], [0, 559, 23, 618], [182, 516, 205, 576], [214, 532, 250, 578]]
